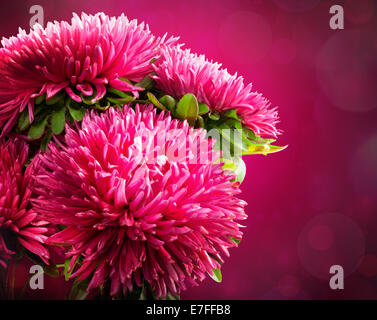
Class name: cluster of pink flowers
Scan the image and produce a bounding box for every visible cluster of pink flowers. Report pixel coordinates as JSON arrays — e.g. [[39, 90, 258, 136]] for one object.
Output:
[[0, 12, 282, 299]]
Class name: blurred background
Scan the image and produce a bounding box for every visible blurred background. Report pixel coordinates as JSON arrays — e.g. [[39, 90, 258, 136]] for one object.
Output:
[[1, 0, 376, 299]]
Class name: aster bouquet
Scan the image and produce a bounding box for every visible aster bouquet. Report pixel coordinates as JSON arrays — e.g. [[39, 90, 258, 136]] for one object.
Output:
[[0, 13, 285, 300]]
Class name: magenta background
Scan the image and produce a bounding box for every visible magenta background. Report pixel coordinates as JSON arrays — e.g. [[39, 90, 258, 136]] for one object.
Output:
[[1, 0, 377, 299]]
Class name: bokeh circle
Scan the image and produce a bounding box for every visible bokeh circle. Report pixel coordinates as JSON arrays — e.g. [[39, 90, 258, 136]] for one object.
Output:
[[349, 133, 377, 199], [344, 0, 375, 25], [316, 30, 377, 112], [298, 213, 365, 280]]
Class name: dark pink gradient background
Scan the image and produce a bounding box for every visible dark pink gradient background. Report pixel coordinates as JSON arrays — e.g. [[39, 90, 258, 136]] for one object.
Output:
[[1, 0, 377, 299]]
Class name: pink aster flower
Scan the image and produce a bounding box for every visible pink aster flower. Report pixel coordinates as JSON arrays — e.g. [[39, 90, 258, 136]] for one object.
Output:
[[152, 46, 280, 138], [0, 12, 177, 135], [31, 105, 246, 298], [0, 137, 50, 268]]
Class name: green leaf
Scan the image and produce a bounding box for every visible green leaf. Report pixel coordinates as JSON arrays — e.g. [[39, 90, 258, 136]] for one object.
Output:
[[221, 158, 237, 171], [209, 118, 263, 157], [224, 118, 242, 130], [107, 87, 133, 99], [125, 285, 143, 300], [78, 86, 98, 105], [93, 101, 111, 111], [135, 76, 155, 90], [242, 143, 288, 156], [35, 94, 46, 105], [196, 115, 205, 128], [218, 123, 248, 157], [33, 104, 46, 118], [165, 293, 180, 300], [46, 92, 65, 105], [198, 103, 209, 115], [106, 96, 136, 105], [227, 125, 287, 156], [28, 116, 48, 139], [118, 77, 132, 83], [233, 157, 246, 183], [63, 259, 70, 282], [209, 268, 222, 283], [221, 156, 246, 183], [106, 85, 136, 105], [159, 292, 181, 300], [40, 129, 52, 151], [176, 93, 199, 125], [225, 124, 287, 156], [147, 92, 168, 111], [143, 280, 157, 300], [51, 106, 66, 135], [230, 237, 241, 245], [223, 109, 239, 120], [43, 264, 60, 278], [18, 109, 30, 131], [66, 99, 86, 121], [159, 95, 176, 111], [208, 112, 220, 121], [62, 258, 77, 282], [243, 127, 256, 140], [139, 281, 146, 300], [68, 278, 90, 300], [248, 135, 276, 146], [80, 95, 96, 105]]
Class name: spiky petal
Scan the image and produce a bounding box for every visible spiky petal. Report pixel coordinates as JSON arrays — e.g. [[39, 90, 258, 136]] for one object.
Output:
[[31, 105, 246, 298]]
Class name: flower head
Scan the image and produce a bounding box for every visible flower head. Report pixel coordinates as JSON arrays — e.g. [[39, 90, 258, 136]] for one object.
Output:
[[0, 137, 50, 267], [0, 12, 177, 135], [152, 46, 280, 138], [31, 105, 246, 297]]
